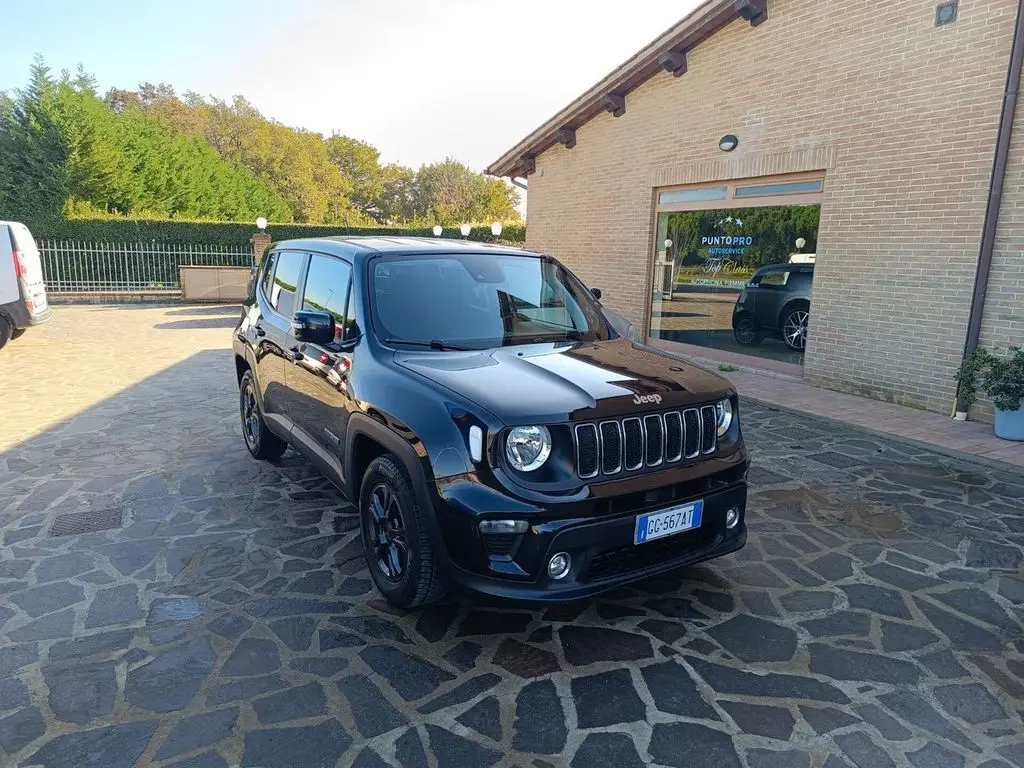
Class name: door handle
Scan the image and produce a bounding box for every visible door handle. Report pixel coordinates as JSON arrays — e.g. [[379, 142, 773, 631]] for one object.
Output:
[[253, 325, 266, 338]]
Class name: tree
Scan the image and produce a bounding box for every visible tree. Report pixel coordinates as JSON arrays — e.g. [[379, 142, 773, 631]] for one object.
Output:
[[377, 164, 417, 223], [326, 135, 385, 220], [412, 158, 520, 225], [1, 56, 523, 228]]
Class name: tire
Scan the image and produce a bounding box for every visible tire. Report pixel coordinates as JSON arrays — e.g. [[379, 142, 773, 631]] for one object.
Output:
[[732, 315, 764, 346], [239, 369, 288, 460], [11, 328, 26, 340], [781, 304, 810, 352], [360, 455, 446, 608], [0, 316, 11, 351]]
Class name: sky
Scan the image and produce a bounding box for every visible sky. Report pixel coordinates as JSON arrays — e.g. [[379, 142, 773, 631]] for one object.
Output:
[[0, 0, 701, 176]]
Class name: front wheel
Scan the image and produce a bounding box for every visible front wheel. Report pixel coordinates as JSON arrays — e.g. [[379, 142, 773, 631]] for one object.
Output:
[[360, 455, 446, 608], [781, 306, 810, 352], [239, 370, 288, 460], [733, 315, 764, 346]]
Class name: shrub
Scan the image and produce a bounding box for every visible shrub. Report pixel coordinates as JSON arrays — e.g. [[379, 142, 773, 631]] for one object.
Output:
[[30, 217, 526, 247], [956, 346, 1024, 412]]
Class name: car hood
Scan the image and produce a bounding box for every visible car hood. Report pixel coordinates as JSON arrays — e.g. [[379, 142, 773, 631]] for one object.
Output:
[[394, 339, 733, 424]]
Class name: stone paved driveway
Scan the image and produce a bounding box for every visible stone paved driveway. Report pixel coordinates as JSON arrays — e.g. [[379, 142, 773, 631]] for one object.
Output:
[[1, 305, 1023, 768]]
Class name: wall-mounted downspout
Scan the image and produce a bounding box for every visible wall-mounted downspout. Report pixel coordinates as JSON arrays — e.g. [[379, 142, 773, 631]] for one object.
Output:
[[509, 176, 528, 192], [955, 0, 1024, 416]]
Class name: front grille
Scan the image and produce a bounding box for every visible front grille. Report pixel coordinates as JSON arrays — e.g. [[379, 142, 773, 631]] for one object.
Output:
[[585, 527, 719, 581], [574, 407, 717, 480]]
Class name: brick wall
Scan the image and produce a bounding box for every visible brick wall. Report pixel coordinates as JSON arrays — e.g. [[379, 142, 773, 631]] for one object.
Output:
[[980, 85, 1024, 415], [525, 0, 1018, 414]]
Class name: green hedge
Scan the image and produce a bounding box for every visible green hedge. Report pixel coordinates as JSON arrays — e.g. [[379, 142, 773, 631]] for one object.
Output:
[[31, 218, 526, 247]]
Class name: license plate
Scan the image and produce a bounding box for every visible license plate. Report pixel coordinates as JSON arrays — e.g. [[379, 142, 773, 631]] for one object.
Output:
[[634, 500, 703, 545]]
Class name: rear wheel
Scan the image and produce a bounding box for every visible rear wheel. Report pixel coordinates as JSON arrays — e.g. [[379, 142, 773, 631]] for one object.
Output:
[[360, 455, 446, 608], [239, 370, 288, 460], [781, 305, 810, 352], [732, 315, 763, 346], [0, 316, 11, 350]]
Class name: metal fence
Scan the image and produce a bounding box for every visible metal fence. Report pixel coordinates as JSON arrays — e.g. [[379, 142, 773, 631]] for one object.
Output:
[[37, 240, 253, 292]]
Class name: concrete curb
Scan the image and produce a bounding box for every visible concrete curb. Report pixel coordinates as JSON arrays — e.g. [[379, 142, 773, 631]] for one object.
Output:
[[741, 394, 1023, 477]]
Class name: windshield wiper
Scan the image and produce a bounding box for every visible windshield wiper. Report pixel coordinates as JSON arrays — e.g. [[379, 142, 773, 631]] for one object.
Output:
[[384, 338, 472, 351]]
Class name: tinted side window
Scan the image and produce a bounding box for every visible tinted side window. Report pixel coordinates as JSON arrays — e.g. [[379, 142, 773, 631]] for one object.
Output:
[[260, 252, 279, 299], [270, 251, 305, 317], [758, 270, 791, 288], [302, 255, 353, 340], [788, 271, 813, 291]]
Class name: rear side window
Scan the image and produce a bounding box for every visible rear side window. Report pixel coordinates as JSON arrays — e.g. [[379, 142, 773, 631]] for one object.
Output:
[[260, 252, 278, 299], [788, 271, 813, 290], [302, 255, 354, 341], [269, 251, 305, 317], [757, 270, 791, 287]]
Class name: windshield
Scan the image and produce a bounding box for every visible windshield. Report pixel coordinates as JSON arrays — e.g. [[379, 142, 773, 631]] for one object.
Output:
[[370, 253, 610, 349]]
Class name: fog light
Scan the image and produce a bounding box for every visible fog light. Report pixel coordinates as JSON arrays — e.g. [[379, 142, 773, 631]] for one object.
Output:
[[547, 552, 571, 580], [479, 520, 528, 535], [725, 508, 740, 529]]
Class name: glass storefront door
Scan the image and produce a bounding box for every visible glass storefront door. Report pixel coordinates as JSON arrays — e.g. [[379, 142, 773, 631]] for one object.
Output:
[[648, 174, 823, 366]]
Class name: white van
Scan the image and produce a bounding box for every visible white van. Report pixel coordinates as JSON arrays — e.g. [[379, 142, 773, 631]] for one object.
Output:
[[0, 221, 51, 349]]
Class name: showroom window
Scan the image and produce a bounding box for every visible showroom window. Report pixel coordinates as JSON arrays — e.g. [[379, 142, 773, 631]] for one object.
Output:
[[648, 172, 824, 366]]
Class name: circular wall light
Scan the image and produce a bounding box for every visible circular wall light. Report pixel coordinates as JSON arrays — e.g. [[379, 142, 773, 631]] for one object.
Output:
[[491, 222, 503, 237], [256, 216, 268, 230], [718, 135, 739, 152], [432, 225, 443, 237], [795, 237, 807, 250], [460, 223, 472, 238]]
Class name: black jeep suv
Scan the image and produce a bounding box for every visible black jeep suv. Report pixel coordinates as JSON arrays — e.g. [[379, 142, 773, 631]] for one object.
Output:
[[233, 238, 748, 607]]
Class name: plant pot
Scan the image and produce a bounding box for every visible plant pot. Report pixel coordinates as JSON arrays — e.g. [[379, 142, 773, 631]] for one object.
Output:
[[994, 399, 1024, 441]]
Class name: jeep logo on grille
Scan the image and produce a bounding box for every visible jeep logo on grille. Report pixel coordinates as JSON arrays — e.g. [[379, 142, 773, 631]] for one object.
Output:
[[633, 393, 663, 406]]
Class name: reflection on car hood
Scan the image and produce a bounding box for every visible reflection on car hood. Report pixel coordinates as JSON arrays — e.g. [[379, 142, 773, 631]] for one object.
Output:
[[394, 339, 733, 424]]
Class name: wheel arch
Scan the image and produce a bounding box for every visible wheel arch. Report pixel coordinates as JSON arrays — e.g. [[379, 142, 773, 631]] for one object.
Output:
[[778, 297, 811, 329], [344, 412, 449, 563]]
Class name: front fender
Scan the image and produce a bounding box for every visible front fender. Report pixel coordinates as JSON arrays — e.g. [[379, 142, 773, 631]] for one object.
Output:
[[345, 411, 459, 567]]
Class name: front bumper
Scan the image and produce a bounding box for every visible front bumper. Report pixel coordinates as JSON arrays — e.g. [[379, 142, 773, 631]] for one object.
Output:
[[433, 472, 748, 603]]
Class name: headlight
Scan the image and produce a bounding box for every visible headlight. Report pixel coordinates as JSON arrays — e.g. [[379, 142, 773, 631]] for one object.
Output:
[[716, 398, 734, 437], [505, 425, 552, 472]]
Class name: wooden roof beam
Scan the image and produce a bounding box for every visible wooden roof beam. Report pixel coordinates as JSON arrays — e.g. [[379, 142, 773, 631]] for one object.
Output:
[[658, 49, 688, 77], [599, 93, 626, 117], [736, 0, 768, 27]]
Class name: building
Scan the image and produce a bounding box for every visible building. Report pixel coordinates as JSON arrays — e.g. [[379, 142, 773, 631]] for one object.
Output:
[[487, 0, 1023, 418]]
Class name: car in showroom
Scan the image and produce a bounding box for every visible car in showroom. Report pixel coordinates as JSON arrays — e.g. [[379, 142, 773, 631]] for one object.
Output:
[[233, 237, 748, 607], [731, 262, 813, 352]]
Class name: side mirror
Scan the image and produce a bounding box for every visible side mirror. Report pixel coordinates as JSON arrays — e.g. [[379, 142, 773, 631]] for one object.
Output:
[[291, 310, 335, 345], [590, 287, 603, 301]]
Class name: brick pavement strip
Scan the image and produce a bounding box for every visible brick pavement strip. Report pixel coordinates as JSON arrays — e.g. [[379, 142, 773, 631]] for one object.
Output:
[[0, 305, 1023, 767]]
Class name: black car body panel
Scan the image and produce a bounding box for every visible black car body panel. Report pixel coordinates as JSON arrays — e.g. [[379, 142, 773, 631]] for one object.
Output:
[[233, 237, 748, 602]]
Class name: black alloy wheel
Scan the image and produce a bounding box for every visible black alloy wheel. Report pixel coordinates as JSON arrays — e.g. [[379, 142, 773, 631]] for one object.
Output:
[[366, 482, 408, 582], [733, 315, 764, 346], [359, 455, 446, 608], [238, 370, 288, 460]]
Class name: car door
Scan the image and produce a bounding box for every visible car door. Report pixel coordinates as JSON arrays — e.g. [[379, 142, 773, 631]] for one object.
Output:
[[286, 252, 356, 478], [253, 249, 308, 430]]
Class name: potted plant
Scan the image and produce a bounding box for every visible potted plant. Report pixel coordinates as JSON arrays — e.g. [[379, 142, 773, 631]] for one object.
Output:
[[956, 346, 1024, 441]]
